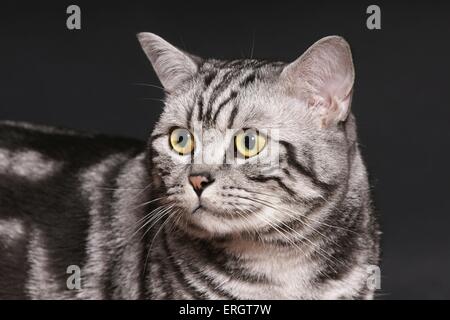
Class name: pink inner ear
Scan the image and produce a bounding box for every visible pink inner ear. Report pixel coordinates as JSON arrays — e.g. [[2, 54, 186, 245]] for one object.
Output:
[[307, 95, 328, 109], [309, 66, 354, 125], [282, 36, 355, 126], [306, 85, 353, 127]]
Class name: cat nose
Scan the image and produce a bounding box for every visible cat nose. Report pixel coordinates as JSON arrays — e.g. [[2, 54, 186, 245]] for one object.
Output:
[[189, 173, 214, 196]]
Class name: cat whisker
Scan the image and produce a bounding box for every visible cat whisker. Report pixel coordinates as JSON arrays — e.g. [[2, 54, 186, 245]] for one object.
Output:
[[250, 30, 256, 59], [239, 189, 358, 235], [249, 196, 343, 249], [168, 209, 184, 234], [258, 208, 340, 273], [128, 196, 167, 213], [250, 209, 309, 257], [131, 82, 164, 90], [129, 203, 166, 233], [97, 187, 145, 191], [138, 204, 176, 243], [128, 181, 155, 202], [228, 202, 306, 252], [250, 198, 358, 286], [143, 207, 180, 274], [126, 203, 173, 244], [249, 197, 341, 252], [225, 204, 343, 283], [97, 181, 155, 206], [140, 97, 165, 103], [232, 206, 265, 242], [226, 190, 356, 252], [233, 195, 341, 271]]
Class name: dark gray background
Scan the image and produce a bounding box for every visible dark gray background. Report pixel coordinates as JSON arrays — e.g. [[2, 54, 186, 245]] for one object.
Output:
[[1, 0, 449, 299]]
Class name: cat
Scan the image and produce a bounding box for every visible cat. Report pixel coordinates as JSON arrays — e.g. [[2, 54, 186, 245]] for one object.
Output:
[[0, 32, 379, 299]]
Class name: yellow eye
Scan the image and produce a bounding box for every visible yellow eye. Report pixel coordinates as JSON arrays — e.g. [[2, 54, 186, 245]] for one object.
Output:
[[169, 128, 194, 155], [235, 129, 266, 158]]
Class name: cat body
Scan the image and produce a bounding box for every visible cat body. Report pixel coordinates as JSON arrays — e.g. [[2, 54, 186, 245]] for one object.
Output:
[[0, 122, 147, 299], [0, 33, 379, 299]]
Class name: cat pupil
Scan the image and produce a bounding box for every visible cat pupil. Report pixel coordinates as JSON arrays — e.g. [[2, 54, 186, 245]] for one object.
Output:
[[244, 134, 255, 149], [177, 134, 186, 146]]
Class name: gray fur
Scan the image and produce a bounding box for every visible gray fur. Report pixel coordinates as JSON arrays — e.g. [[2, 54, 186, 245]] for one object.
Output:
[[142, 33, 379, 299], [0, 34, 379, 300]]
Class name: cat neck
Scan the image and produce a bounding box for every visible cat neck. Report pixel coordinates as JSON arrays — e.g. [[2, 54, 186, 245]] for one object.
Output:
[[157, 220, 318, 299]]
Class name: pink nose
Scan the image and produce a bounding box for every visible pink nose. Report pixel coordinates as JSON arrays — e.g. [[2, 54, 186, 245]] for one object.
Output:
[[188, 174, 212, 196]]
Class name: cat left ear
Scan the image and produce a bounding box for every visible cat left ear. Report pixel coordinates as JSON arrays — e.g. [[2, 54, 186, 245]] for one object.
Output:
[[137, 32, 201, 93], [280, 36, 355, 127]]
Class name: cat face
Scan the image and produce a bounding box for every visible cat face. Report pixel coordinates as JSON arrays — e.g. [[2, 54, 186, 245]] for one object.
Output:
[[138, 33, 355, 236]]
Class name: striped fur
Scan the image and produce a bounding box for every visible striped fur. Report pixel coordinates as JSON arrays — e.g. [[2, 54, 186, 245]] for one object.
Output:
[[0, 34, 379, 299]]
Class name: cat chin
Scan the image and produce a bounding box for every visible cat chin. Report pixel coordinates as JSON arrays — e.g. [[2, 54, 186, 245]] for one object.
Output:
[[179, 208, 257, 238], [171, 200, 280, 238]]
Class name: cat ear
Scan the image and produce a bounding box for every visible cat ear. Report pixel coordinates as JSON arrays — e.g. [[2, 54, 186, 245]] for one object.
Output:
[[281, 36, 355, 127], [137, 32, 201, 93]]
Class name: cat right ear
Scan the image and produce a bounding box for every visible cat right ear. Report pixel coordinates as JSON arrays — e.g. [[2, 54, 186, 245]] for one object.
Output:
[[280, 36, 355, 127], [137, 33, 201, 93]]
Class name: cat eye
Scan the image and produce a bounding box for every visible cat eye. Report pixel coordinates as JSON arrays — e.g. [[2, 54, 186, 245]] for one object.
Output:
[[169, 128, 194, 155], [234, 129, 267, 158]]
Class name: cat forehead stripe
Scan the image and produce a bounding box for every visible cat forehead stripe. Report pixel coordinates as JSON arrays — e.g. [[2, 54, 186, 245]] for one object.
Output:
[[191, 60, 277, 129]]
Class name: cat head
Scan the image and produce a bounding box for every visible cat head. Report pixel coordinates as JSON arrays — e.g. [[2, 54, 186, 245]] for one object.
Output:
[[138, 32, 356, 237]]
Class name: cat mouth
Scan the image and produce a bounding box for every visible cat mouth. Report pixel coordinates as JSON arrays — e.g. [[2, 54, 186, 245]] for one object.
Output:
[[192, 205, 203, 214], [191, 203, 215, 214], [190, 203, 231, 216]]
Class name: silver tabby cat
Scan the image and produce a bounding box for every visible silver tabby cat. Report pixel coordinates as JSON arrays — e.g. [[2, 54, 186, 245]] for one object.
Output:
[[0, 33, 379, 299]]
